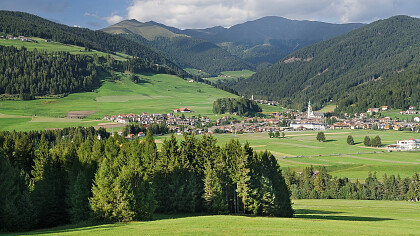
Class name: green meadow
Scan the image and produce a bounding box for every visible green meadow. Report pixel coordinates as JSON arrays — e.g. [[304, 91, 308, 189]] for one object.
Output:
[[7, 199, 420, 236], [0, 37, 128, 60], [155, 129, 420, 180], [204, 69, 255, 83], [0, 73, 237, 131]]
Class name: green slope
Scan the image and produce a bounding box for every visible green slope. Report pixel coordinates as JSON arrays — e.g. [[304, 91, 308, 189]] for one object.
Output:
[[0, 11, 186, 76], [0, 73, 237, 131], [102, 20, 252, 76], [232, 15, 420, 112], [8, 200, 420, 235]]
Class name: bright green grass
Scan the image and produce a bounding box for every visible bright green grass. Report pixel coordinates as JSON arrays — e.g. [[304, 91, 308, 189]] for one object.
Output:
[[318, 104, 336, 112], [8, 199, 420, 235], [0, 38, 128, 60], [204, 70, 255, 83], [0, 73, 238, 131], [184, 68, 211, 77], [381, 110, 418, 121], [155, 129, 420, 179]]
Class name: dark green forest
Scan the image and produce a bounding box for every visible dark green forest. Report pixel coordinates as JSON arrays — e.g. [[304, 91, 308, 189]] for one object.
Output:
[[0, 11, 186, 77], [213, 98, 262, 116], [231, 15, 420, 113], [120, 32, 252, 76], [284, 166, 420, 201], [0, 45, 97, 98], [0, 128, 293, 232], [0, 45, 179, 99]]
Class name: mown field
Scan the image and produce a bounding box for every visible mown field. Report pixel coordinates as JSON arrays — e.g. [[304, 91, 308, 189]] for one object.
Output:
[[0, 37, 128, 60], [155, 129, 420, 180], [6, 199, 420, 235], [204, 69, 255, 83], [0, 73, 237, 131]]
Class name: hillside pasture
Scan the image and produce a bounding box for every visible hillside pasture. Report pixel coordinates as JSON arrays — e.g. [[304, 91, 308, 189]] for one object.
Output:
[[0, 73, 237, 130], [8, 199, 420, 235], [0, 37, 128, 60]]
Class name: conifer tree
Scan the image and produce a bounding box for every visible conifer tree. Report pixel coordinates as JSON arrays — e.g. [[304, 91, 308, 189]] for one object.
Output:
[[347, 135, 355, 145], [364, 136, 371, 146], [316, 132, 326, 142]]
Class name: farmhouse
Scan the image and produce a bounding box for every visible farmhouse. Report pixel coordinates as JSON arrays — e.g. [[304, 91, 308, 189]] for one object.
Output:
[[174, 108, 192, 113]]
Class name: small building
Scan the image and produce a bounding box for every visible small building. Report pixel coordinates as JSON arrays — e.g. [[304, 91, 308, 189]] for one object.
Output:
[[414, 117, 420, 123], [381, 106, 389, 111], [290, 122, 326, 131], [391, 138, 420, 150]]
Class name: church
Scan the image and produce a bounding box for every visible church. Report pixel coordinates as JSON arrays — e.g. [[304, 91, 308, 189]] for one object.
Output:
[[307, 101, 324, 119]]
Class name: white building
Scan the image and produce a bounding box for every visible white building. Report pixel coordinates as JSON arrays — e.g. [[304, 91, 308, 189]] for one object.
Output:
[[395, 138, 420, 150], [290, 123, 326, 130], [307, 101, 324, 119]]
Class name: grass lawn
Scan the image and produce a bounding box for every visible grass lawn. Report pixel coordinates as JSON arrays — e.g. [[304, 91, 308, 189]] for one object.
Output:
[[7, 199, 420, 235], [155, 129, 420, 180]]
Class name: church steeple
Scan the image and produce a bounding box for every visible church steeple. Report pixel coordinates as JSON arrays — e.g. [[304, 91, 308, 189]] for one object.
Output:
[[308, 101, 314, 118]]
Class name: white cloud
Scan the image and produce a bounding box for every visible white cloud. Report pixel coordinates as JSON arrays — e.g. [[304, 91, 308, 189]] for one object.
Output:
[[126, 0, 420, 28], [104, 14, 124, 25]]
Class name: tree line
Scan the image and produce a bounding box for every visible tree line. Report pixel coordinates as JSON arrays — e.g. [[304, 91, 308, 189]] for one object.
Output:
[[0, 45, 97, 98], [0, 10, 187, 77], [0, 45, 182, 99], [284, 166, 420, 201], [213, 97, 262, 116], [0, 128, 293, 232]]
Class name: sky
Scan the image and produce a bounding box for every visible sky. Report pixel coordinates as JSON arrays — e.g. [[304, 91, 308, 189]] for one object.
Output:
[[1, 0, 420, 29]]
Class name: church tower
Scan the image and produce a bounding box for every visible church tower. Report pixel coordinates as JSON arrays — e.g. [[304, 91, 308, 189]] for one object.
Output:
[[308, 101, 314, 119]]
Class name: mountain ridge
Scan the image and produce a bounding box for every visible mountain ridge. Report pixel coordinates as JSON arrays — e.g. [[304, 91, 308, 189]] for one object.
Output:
[[230, 15, 420, 113]]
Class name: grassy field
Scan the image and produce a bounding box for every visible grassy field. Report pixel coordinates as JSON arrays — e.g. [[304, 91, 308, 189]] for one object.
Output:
[[204, 70, 255, 83], [0, 38, 128, 60], [0, 73, 238, 131], [155, 129, 420, 179], [8, 199, 420, 235]]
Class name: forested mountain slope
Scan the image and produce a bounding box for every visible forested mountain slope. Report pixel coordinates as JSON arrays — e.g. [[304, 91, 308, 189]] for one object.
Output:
[[167, 16, 364, 69], [0, 11, 186, 76], [231, 15, 420, 113], [102, 20, 252, 75]]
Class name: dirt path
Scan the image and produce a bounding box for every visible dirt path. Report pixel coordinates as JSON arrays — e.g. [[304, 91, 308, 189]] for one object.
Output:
[[342, 154, 420, 164]]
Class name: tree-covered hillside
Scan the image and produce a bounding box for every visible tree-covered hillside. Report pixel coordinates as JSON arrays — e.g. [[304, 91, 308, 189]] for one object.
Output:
[[102, 20, 252, 76], [231, 15, 420, 113], [0, 46, 98, 98], [0, 11, 186, 77], [168, 16, 364, 69]]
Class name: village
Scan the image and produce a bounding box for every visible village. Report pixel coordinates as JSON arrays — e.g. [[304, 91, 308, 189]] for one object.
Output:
[[103, 102, 420, 149]]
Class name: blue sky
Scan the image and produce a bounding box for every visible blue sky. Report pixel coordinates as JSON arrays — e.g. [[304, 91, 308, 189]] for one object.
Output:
[[2, 0, 420, 29], [1, 0, 130, 29]]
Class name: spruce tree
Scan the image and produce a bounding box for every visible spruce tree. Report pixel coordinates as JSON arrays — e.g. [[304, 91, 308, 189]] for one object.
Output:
[[316, 132, 326, 142], [364, 136, 371, 146], [347, 135, 355, 145]]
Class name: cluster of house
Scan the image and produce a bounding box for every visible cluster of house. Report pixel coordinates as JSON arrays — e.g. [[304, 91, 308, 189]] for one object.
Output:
[[400, 106, 419, 115], [103, 110, 212, 135], [1, 35, 33, 41], [251, 95, 279, 106]]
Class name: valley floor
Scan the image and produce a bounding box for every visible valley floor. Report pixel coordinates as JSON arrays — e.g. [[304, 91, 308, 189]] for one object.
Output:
[[7, 199, 420, 235]]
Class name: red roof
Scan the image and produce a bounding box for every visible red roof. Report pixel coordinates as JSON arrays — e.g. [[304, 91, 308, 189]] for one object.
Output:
[[410, 138, 415, 141]]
